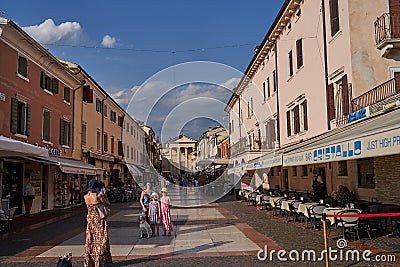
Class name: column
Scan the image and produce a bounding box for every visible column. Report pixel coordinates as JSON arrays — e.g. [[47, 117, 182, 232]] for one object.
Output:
[[178, 147, 181, 168], [185, 147, 188, 169]]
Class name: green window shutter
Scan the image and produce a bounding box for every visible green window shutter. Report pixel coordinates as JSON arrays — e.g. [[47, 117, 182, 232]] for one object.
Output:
[[43, 111, 50, 141], [18, 56, 28, 77], [25, 104, 31, 136], [40, 71, 46, 89], [60, 119, 65, 145], [66, 122, 70, 146], [52, 78, 59, 94], [10, 98, 18, 133], [64, 87, 70, 102]]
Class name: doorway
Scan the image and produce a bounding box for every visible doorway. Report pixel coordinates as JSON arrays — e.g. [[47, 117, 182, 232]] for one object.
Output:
[[282, 169, 289, 191], [2, 162, 24, 214], [316, 167, 327, 196]]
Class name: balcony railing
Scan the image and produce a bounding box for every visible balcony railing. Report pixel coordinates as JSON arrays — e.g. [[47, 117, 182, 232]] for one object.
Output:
[[375, 13, 400, 46], [231, 137, 247, 156], [230, 136, 275, 156], [351, 76, 400, 112]]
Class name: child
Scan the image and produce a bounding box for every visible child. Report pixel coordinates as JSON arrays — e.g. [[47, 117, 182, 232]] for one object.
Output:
[[148, 192, 161, 236], [160, 188, 173, 236]]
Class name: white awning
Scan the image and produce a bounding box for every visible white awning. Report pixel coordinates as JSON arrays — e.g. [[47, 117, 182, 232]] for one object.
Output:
[[283, 108, 400, 166], [27, 156, 102, 175], [126, 164, 143, 177], [0, 136, 49, 157]]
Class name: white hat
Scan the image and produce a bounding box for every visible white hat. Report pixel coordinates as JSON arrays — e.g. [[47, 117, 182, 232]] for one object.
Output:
[[161, 187, 168, 193], [151, 192, 159, 199]]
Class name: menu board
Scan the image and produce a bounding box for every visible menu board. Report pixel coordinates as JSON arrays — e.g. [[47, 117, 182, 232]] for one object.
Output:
[[30, 171, 41, 195]]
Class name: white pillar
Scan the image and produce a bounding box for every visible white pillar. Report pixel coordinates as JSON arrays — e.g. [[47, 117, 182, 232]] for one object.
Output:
[[178, 147, 181, 168], [185, 147, 188, 169]]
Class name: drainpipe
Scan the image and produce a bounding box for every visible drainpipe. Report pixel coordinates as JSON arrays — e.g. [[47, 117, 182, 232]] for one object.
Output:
[[101, 97, 107, 180], [71, 78, 86, 155], [274, 42, 281, 148], [321, 0, 331, 130]]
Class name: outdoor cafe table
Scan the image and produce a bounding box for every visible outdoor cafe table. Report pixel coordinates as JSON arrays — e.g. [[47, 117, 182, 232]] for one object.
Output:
[[270, 196, 285, 208], [297, 202, 318, 218], [323, 207, 362, 224], [281, 200, 294, 212]]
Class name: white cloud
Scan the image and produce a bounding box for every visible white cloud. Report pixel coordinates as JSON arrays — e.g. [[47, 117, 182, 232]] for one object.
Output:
[[101, 35, 116, 48], [22, 18, 87, 44]]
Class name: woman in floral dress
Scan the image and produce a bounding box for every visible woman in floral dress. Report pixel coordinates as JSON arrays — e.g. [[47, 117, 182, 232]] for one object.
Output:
[[84, 179, 112, 267], [160, 188, 173, 236], [148, 193, 161, 236]]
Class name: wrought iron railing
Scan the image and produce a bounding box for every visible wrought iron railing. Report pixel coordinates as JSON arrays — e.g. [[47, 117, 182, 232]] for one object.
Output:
[[230, 137, 247, 156], [351, 76, 400, 111], [375, 13, 400, 45]]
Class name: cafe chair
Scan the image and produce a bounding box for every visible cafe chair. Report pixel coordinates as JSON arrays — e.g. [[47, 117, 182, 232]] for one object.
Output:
[[0, 207, 18, 233], [273, 198, 283, 216], [248, 192, 258, 206], [261, 195, 272, 210], [336, 209, 361, 241], [287, 201, 302, 222], [310, 204, 327, 230]]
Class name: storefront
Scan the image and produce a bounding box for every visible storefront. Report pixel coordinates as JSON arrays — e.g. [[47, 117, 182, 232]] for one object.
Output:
[[27, 156, 103, 209], [247, 153, 283, 191], [282, 108, 400, 203]]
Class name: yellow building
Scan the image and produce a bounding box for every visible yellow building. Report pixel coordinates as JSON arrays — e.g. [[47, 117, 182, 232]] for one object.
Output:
[[60, 59, 125, 187]]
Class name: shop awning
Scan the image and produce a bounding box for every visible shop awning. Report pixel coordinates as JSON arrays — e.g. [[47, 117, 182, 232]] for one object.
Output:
[[197, 158, 230, 166], [0, 136, 49, 157], [282, 108, 400, 166], [247, 151, 282, 170], [126, 164, 143, 177], [27, 156, 102, 175]]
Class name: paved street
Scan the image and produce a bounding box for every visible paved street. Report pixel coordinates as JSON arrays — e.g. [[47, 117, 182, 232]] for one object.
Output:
[[0, 191, 398, 266]]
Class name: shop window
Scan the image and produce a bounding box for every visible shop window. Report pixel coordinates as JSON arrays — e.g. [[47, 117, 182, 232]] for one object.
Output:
[[338, 161, 348, 176], [302, 165, 308, 176], [18, 55, 28, 78], [357, 158, 375, 188], [10, 98, 31, 136], [292, 166, 297, 176], [42, 110, 51, 141]]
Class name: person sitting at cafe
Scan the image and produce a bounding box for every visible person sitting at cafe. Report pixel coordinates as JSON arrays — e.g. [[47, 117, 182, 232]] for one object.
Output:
[[332, 185, 354, 207]]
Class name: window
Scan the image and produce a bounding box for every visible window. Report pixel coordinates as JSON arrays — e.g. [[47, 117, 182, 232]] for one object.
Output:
[[131, 126, 133, 135], [42, 110, 50, 141], [60, 119, 70, 146], [118, 116, 123, 127], [286, 110, 291, 137], [272, 70, 277, 92], [262, 82, 266, 101], [357, 158, 375, 188], [118, 140, 123, 156], [96, 98, 102, 113], [82, 123, 87, 146], [293, 105, 300, 134], [300, 100, 308, 131], [287, 22, 292, 32], [296, 7, 302, 18], [40, 71, 59, 94], [265, 119, 276, 149], [18, 55, 28, 78], [110, 110, 116, 123], [247, 101, 250, 118], [64, 87, 71, 103], [270, 167, 275, 176], [82, 86, 93, 103], [131, 147, 134, 159], [103, 104, 108, 117], [287, 99, 308, 137], [267, 77, 271, 98], [329, 0, 340, 36], [288, 50, 294, 77], [110, 136, 114, 154], [302, 165, 308, 176], [10, 98, 30, 136], [250, 98, 254, 116], [328, 74, 350, 120], [97, 130, 101, 151], [338, 161, 348, 176], [126, 145, 130, 158], [292, 166, 297, 176], [103, 133, 108, 152], [296, 39, 303, 69], [126, 123, 130, 132]]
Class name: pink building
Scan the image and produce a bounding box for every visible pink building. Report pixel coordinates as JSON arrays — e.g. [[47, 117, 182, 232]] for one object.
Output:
[[227, 0, 400, 204]]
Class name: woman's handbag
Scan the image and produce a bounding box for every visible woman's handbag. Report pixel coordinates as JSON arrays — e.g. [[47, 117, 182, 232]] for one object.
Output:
[[96, 203, 111, 219]]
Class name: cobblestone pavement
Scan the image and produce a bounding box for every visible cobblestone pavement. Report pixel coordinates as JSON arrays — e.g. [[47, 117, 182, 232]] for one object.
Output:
[[0, 195, 398, 267]]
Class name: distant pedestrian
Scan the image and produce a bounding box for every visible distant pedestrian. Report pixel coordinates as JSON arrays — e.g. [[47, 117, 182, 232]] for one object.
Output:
[[148, 193, 161, 236], [160, 188, 173, 236], [83, 178, 112, 267]]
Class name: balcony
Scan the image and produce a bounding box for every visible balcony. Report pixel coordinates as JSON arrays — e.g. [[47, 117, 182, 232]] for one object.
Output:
[[351, 76, 400, 112], [375, 13, 400, 56], [230, 136, 275, 156]]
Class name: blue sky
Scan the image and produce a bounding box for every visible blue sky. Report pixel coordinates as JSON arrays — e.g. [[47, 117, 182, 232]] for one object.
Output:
[[1, 0, 285, 140]]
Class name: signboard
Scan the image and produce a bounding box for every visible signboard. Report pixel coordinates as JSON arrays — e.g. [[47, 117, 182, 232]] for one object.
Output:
[[283, 128, 400, 166], [29, 170, 41, 194], [247, 154, 282, 170], [60, 166, 97, 175], [347, 107, 370, 123]]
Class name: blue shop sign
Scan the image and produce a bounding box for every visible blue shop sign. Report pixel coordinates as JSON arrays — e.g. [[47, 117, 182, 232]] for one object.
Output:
[[348, 107, 369, 123], [305, 140, 362, 163]]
